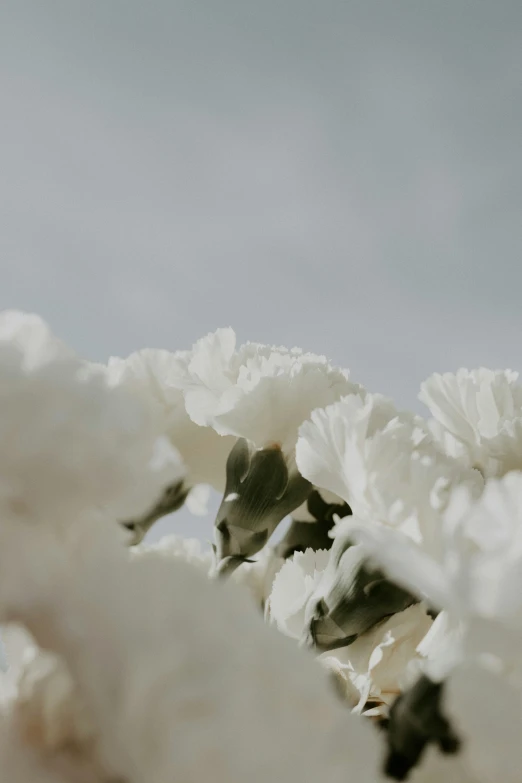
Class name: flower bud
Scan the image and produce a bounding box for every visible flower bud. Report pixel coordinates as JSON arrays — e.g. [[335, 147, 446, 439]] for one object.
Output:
[[214, 439, 311, 567], [302, 538, 416, 651]]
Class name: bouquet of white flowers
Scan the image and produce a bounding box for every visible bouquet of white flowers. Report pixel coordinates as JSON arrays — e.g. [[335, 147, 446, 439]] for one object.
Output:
[[1, 310, 520, 782]]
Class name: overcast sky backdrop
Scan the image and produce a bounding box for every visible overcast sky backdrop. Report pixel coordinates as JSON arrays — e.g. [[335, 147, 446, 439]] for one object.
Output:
[[2, 2, 521, 541]]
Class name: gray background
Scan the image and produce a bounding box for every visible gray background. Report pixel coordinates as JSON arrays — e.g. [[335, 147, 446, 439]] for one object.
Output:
[[2, 2, 521, 543]]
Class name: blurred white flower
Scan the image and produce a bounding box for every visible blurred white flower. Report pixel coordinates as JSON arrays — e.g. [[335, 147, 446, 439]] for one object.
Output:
[[0, 624, 36, 704], [0, 311, 181, 527], [131, 534, 213, 574], [185, 483, 212, 516], [13, 648, 98, 756], [267, 549, 331, 639], [0, 310, 74, 366], [231, 547, 285, 608], [415, 611, 464, 683], [4, 644, 110, 781], [420, 368, 522, 477], [107, 348, 235, 493], [0, 709, 97, 783], [134, 534, 283, 609], [8, 308, 522, 781], [0, 507, 381, 783], [446, 662, 522, 783]]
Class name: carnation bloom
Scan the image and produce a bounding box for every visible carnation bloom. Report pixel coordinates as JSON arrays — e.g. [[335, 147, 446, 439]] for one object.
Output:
[[419, 368, 522, 477], [7, 309, 522, 782], [0, 514, 381, 783], [268, 551, 432, 714], [131, 533, 214, 573], [230, 546, 285, 609], [183, 328, 364, 567], [321, 603, 433, 713], [10, 645, 103, 774], [445, 661, 522, 783], [133, 534, 283, 609], [347, 471, 522, 629], [294, 394, 479, 654], [296, 392, 481, 543], [302, 536, 416, 652], [267, 548, 331, 639], [0, 310, 74, 364], [0, 311, 180, 528], [180, 327, 312, 429], [107, 348, 236, 541], [0, 623, 36, 705]]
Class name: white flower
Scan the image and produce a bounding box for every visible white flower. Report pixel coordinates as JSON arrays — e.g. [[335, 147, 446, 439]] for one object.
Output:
[[181, 328, 311, 428], [267, 549, 331, 639], [131, 534, 213, 574], [0, 624, 36, 704], [184, 483, 212, 516], [134, 534, 283, 609], [0, 312, 181, 527], [181, 327, 362, 456], [420, 368, 522, 477], [107, 348, 235, 493], [415, 611, 464, 683], [446, 662, 522, 783], [4, 644, 110, 781], [185, 331, 362, 567], [0, 710, 96, 783], [0, 310, 73, 366], [181, 327, 248, 426], [298, 393, 483, 555], [321, 604, 433, 711], [213, 353, 360, 458], [0, 506, 381, 783], [13, 648, 97, 753], [348, 471, 522, 658], [231, 547, 285, 608], [302, 537, 417, 651], [297, 393, 408, 514]]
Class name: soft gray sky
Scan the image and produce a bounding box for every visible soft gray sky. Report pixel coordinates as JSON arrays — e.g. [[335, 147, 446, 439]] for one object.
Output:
[[2, 1, 522, 541]]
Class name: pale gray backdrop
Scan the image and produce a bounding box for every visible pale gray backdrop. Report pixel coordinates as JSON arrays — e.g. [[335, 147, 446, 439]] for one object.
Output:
[[2, 1, 521, 542]]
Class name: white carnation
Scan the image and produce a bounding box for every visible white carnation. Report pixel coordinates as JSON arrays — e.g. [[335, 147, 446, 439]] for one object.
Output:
[[107, 347, 235, 493], [0, 312, 181, 527], [267, 549, 331, 639], [321, 603, 433, 711], [420, 368, 522, 477]]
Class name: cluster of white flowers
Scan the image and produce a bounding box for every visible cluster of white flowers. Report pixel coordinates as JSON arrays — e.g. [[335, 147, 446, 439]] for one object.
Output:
[[1, 311, 522, 782]]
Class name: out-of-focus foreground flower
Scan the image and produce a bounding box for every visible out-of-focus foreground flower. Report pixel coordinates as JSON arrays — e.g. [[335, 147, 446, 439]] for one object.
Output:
[[3, 310, 522, 782]]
